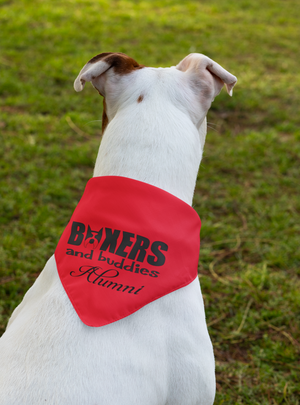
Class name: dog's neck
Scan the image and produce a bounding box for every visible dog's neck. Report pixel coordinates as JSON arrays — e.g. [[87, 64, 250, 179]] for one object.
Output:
[[93, 108, 206, 206]]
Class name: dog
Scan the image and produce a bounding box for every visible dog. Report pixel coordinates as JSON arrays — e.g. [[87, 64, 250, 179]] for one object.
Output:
[[0, 52, 236, 405]]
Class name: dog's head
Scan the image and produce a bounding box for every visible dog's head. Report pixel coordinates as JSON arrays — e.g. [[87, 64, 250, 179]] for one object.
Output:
[[74, 52, 236, 142], [74, 52, 236, 203]]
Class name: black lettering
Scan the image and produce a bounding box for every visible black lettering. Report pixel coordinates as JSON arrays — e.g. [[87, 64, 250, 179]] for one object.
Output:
[[84, 226, 103, 249], [149, 270, 159, 278], [105, 281, 123, 291], [147, 241, 168, 266], [115, 232, 135, 257], [68, 222, 85, 246], [70, 265, 100, 278], [88, 272, 100, 283], [98, 251, 106, 261], [140, 268, 149, 275], [134, 286, 144, 295], [86, 225, 103, 242], [128, 235, 150, 262], [98, 269, 119, 278], [114, 259, 125, 269], [122, 285, 135, 293], [84, 250, 93, 260], [100, 228, 121, 253], [91, 269, 119, 284], [97, 279, 109, 287], [75, 251, 83, 258], [70, 266, 119, 283], [66, 248, 74, 255], [124, 261, 135, 272]]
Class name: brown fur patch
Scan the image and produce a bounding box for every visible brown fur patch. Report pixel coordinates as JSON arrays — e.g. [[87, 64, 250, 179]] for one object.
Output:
[[88, 53, 145, 134], [137, 95, 144, 103], [88, 53, 114, 64], [88, 52, 144, 75], [102, 99, 109, 134]]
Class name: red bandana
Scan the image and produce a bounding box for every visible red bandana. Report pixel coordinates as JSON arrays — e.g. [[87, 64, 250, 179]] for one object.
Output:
[[55, 176, 201, 327]]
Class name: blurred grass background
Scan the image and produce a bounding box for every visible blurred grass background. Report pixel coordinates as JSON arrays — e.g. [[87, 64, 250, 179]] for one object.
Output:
[[0, 0, 299, 403]]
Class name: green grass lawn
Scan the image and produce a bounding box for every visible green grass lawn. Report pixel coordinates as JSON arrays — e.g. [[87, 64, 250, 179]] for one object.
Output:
[[1, 0, 299, 403]]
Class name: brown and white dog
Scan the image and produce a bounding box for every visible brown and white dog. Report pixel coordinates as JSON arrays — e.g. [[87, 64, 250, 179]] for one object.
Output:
[[0, 52, 236, 405]]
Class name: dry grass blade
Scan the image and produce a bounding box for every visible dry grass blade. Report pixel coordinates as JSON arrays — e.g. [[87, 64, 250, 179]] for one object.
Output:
[[0, 276, 15, 285], [66, 116, 90, 139], [234, 298, 253, 335], [208, 235, 241, 284], [207, 313, 227, 327], [267, 323, 300, 351]]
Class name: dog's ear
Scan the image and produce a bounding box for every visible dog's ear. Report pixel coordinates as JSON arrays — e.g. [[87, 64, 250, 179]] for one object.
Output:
[[176, 53, 237, 98], [74, 52, 144, 93]]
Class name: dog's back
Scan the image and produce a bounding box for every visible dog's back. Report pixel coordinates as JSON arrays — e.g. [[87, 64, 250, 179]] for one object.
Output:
[[0, 52, 236, 405]]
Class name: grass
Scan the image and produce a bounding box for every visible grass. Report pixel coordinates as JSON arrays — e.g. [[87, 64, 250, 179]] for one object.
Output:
[[0, 0, 299, 403]]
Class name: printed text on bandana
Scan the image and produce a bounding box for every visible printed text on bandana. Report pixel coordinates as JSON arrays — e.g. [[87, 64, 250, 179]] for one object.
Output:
[[66, 221, 169, 295]]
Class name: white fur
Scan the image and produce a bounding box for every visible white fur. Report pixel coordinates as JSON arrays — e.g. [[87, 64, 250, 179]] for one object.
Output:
[[0, 53, 236, 405]]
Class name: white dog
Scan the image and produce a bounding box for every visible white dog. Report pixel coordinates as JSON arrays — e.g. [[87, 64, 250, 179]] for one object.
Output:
[[0, 52, 236, 405]]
